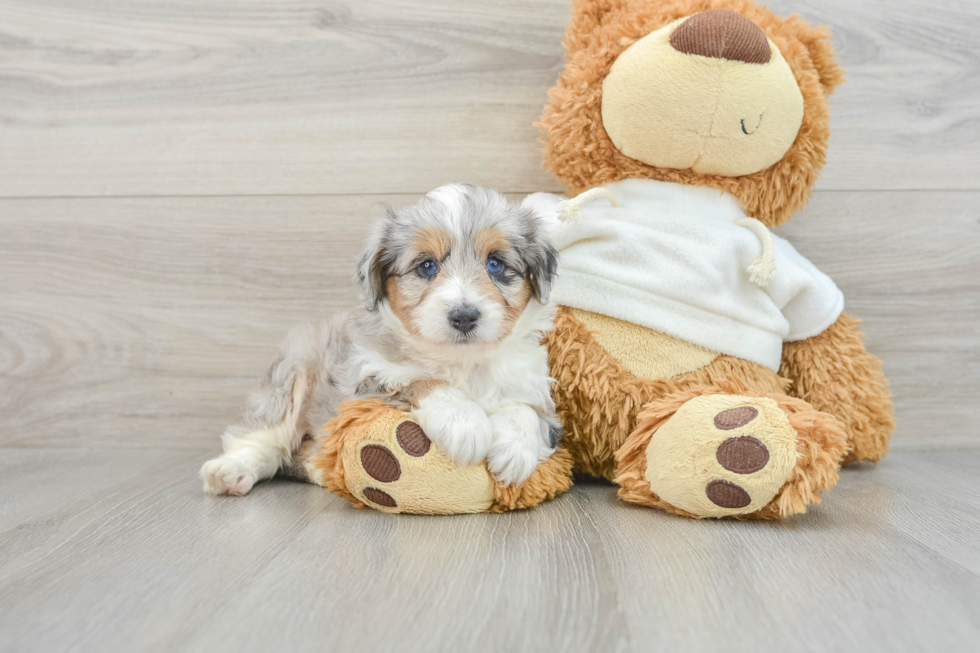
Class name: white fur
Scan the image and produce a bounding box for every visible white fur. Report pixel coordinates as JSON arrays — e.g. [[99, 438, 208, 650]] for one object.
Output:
[[413, 275, 507, 346], [413, 387, 493, 466], [425, 183, 468, 217], [200, 184, 559, 494], [487, 404, 553, 486], [410, 300, 558, 482], [201, 422, 300, 495]]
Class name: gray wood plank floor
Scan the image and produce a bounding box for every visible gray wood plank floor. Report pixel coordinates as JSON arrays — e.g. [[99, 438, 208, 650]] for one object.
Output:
[[1, 0, 979, 650], [0, 448, 978, 653]]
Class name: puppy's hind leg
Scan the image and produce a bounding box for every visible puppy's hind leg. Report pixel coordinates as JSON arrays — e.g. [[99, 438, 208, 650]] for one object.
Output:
[[201, 357, 317, 496], [279, 435, 324, 486]]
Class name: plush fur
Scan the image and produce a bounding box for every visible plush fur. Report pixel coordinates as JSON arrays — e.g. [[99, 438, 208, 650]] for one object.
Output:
[[614, 380, 848, 520], [532, 0, 892, 520], [312, 398, 573, 514], [546, 306, 792, 481], [538, 0, 845, 227], [781, 313, 895, 464]]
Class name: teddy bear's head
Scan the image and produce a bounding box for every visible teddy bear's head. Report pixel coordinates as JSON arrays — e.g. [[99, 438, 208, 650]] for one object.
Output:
[[539, 0, 845, 226]]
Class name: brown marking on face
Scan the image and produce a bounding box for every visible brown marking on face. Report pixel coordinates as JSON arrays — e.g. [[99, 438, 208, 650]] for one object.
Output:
[[502, 280, 533, 331], [413, 227, 451, 262], [473, 227, 509, 261], [387, 227, 451, 338], [473, 271, 512, 335], [386, 276, 421, 336], [471, 264, 533, 342], [473, 270, 505, 307]]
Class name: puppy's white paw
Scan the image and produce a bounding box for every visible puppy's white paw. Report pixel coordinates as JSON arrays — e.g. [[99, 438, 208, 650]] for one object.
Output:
[[486, 407, 554, 487], [200, 456, 257, 496], [413, 388, 492, 467]]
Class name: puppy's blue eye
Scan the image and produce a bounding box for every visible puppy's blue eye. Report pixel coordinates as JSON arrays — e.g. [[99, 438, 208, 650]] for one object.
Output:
[[486, 257, 504, 275], [417, 260, 439, 278]]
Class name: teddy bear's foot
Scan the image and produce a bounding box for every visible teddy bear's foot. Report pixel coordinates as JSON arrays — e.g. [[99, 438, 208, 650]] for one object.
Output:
[[312, 399, 573, 514], [615, 386, 848, 519], [641, 395, 797, 517]]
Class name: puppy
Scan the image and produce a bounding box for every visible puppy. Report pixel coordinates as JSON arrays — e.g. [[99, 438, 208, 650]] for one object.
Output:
[[200, 184, 561, 495]]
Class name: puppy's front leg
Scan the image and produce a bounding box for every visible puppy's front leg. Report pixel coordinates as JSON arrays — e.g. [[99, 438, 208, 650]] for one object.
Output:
[[411, 386, 492, 467], [487, 404, 558, 487]]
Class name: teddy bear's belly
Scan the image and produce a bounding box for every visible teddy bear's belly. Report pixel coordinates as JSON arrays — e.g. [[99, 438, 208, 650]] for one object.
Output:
[[569, 308, 719, 380]]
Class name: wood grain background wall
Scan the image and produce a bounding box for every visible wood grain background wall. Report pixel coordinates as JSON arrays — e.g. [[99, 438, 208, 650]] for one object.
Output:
[[1, 0, 978, 451]]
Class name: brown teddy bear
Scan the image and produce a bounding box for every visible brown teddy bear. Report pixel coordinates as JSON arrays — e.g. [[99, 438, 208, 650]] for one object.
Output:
[[311, 0, 894, 519]]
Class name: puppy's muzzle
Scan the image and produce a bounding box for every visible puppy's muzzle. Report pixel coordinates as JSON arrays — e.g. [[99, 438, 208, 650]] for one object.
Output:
[[448, 305, 480, 335]]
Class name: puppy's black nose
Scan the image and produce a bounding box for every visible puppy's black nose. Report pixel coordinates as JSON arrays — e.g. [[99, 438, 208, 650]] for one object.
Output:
[[448, 306, 480, 334]]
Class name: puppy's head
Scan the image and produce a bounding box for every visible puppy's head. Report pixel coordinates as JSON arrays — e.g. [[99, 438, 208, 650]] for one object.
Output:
[[355, 184, 557, 347]]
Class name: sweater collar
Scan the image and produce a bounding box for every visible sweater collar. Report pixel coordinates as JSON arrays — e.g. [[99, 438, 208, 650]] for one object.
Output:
[[554, 178, 776, 287], [599, 178, 747, 222]]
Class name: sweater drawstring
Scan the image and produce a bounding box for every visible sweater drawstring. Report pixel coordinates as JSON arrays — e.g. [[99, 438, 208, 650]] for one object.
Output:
[[557, 188, 621, 222], [734, 218, 776, 287]]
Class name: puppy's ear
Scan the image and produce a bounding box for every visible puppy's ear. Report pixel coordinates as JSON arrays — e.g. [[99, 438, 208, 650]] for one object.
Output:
[[518, 209, 559, 304], [354, 208, 396, 310]]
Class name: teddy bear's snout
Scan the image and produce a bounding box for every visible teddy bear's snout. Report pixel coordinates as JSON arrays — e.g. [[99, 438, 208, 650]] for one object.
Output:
[[669, 9, 771, 65]]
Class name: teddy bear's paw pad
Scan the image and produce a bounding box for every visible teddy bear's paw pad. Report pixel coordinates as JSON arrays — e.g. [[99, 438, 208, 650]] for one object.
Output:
[[395, 422, 431, 456], [714, 406, 759, 431], [715, 434, 769, 474], [705, 479, 751, 509], [342, 417, 494, 514], [362, 487, 397, 508], [360, 444, 401, 482], [644, 395, 797, 517]]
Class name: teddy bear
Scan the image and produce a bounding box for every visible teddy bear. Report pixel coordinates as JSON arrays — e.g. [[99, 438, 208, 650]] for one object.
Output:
[[309, 0, 894, 519]]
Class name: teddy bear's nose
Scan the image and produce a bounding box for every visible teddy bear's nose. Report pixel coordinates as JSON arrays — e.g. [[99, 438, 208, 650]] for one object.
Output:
[[669, 9, 771, 64]]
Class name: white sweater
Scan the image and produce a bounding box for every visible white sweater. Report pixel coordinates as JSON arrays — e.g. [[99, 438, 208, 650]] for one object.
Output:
[[522, 179, 844, 372]]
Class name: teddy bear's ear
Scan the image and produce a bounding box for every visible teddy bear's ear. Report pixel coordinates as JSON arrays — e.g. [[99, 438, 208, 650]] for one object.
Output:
[[571, 0, 625, 19], [564, 0, 630, 51], [798, 22, 846, 95]]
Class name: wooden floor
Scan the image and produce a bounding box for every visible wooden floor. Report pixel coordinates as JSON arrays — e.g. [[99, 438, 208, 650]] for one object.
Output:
[[1, 0, 979, 651], [1, 449, 978, 652]]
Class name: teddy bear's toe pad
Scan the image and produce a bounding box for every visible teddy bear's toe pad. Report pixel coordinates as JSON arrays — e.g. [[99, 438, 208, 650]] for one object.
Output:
[[715, 435, 769, 473], [362, 487, 398, 508], [705, 479, 751, 509], [644, 395, 797, 517], [341, 415, 495, 514]]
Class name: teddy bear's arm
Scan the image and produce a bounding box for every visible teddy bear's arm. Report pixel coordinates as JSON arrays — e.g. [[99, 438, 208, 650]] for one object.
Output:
[[779, 312, 894, 463]]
